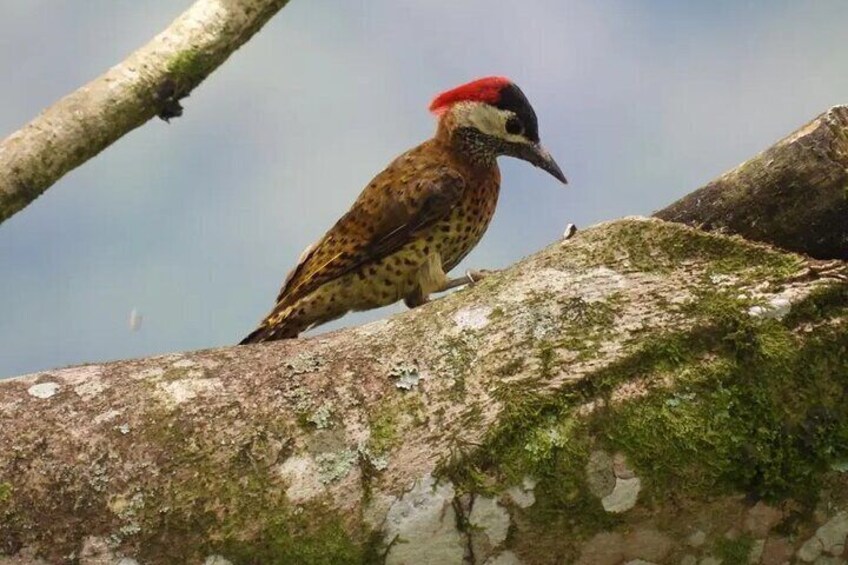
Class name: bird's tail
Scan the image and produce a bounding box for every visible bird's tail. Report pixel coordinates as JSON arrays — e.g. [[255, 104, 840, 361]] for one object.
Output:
[[239, 303, 304, 344]]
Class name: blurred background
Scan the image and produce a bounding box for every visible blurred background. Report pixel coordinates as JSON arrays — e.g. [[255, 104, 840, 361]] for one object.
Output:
[[1, 1, 847, 378]]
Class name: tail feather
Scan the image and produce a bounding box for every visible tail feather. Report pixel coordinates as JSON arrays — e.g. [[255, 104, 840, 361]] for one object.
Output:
[[239, 321, 300, 344], [239, 304, 303, 344]]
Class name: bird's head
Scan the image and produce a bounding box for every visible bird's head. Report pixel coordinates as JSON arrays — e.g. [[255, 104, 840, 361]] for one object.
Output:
[[430, 76, 566, 184]]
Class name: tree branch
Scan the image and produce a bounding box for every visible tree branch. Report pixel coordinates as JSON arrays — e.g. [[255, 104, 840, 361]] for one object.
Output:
[[1, 218, 846, 564], [655, 105, 848, 260], [0, 0, 291, 226]]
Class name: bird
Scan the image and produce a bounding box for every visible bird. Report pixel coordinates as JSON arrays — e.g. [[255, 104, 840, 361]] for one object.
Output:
[[240, 76, 566, 344]]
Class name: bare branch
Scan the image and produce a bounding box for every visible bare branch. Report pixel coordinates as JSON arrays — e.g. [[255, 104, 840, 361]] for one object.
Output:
[[655, 105, 848, 260], [0, 0, 291, 226], [1, 218, 845, 563]]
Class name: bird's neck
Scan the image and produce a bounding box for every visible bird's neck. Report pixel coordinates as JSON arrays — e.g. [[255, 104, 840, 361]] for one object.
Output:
[[435, 115, 498, 168]]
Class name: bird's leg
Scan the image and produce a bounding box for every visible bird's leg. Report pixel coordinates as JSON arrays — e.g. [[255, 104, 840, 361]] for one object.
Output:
[[405, 253, 501, 308], [404, 252, 447, 308], [404, 287, 429, 308]]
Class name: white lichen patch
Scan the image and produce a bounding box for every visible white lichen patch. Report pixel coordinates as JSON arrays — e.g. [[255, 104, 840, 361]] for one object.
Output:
[[131, 367, 165, 381], [315, 449, 357, 484], [389, 364, 421, 391], [384, 475, 465, 565], [171, 358, 199, 369], [708, 273, 739, 287], [469, 496, 510, 547], [358, 443, 389, 471], [506, 476, 537, 509], [748, 296, 792, 319], [37, 365, 102, 386], [285, 353, 325, 375], [107, 492, 145, 545], [307, 403, 334, 429], [453, 305, 493, 331], [749, 282, 824, 320], [277, 455, 324, 504], [501, 268, 573, 304], [27, 382, 60, 399], [602, 477, 641, 513], [204, 556, 233, 565], [93, 409, 123, 425], [159, 377, 222, 405], [73, 377, 107, 401]]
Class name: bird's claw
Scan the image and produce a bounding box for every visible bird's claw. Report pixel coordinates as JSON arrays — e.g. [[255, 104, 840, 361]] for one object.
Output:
[[465, 269, 498, 285]]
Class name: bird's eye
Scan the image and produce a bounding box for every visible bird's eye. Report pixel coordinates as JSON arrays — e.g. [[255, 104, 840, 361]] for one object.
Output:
[[505, 116, 523, 136]]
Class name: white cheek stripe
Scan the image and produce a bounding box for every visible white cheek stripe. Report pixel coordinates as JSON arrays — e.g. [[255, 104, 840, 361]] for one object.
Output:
[[453, 102, 530, 145]]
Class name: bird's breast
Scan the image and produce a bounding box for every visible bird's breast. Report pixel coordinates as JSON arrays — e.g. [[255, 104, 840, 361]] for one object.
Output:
[[436, 176, 501, 272]]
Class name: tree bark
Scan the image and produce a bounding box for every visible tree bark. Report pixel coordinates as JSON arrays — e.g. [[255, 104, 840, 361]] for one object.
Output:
[[655, 105, 848, 260], [1, 217, 846, 564], [0, 0, 291, 226]]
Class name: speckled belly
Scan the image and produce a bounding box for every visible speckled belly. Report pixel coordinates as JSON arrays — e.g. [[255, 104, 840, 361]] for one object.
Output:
[[287, 179, 501, 330]]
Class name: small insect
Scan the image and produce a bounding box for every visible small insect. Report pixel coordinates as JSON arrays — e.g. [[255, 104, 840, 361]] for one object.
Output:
[[129, 308, 143, 332]]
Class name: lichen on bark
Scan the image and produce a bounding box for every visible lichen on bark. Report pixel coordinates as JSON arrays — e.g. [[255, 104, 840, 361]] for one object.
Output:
[[1, 218, 846, 564]]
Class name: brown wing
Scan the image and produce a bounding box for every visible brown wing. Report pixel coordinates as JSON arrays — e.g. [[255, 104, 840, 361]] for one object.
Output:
[[274, 151, 466, 306]]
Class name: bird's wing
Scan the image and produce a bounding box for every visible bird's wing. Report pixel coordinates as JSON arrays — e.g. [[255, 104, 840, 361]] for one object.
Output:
[[275, 162, 466, 306]]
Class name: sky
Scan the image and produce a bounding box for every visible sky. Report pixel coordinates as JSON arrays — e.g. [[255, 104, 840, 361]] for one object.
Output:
[[1, 1, 847, 378]]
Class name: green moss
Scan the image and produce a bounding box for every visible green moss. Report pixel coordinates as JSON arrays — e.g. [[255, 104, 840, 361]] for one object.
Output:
[[489, 306, 506, 320], [439, 261, 847, 558], [555, 296, 622, 361], [0, 482, 11, 504], [495, 357, 525, 377], [130, 406, 379, 564], [714, 535, 755, 565], [537, 341, 556, 380], [782, 282, 848, 327], [167, 49, 213, 88], [577, 220, 802, 279], [214, 501, 381, 565], [599, 286, 848, 503], [368, 408, 398, 456], [441, 334, 476, 399]]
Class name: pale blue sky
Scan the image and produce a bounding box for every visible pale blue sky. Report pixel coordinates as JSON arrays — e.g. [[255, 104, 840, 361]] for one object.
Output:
[[1, 1, 847, 377]]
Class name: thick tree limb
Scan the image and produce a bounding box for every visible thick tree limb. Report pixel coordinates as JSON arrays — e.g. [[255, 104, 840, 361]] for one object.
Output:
[[1, 218, 846, 564], [0, 0, 290, 226], [655, 105, 848, 260]]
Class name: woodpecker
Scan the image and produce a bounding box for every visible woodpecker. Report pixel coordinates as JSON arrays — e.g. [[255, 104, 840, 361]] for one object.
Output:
[[241, 76, 566, 344]]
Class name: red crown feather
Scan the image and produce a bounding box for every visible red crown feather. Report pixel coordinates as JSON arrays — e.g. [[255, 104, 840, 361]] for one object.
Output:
[[428, 76, 512, 114]]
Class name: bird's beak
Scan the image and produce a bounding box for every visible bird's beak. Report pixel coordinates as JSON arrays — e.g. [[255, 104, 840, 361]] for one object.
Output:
[[514, 143, 567, 184]]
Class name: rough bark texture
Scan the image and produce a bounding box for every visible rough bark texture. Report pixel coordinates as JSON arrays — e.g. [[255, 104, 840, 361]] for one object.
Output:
[[1, 218, 847, 564], [655, 105, 848, 260], [0, 0, 290, 226]]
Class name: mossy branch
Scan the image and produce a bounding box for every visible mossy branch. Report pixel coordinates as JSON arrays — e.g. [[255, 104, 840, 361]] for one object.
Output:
[[1, 218, 846, 564], [655, 105, 848, 260], [0, 0, 291, 226]]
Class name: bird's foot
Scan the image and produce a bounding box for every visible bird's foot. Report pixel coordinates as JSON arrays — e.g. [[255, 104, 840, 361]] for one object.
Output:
[[442, 269, 499, 291], [787, 259, 848, 283]]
